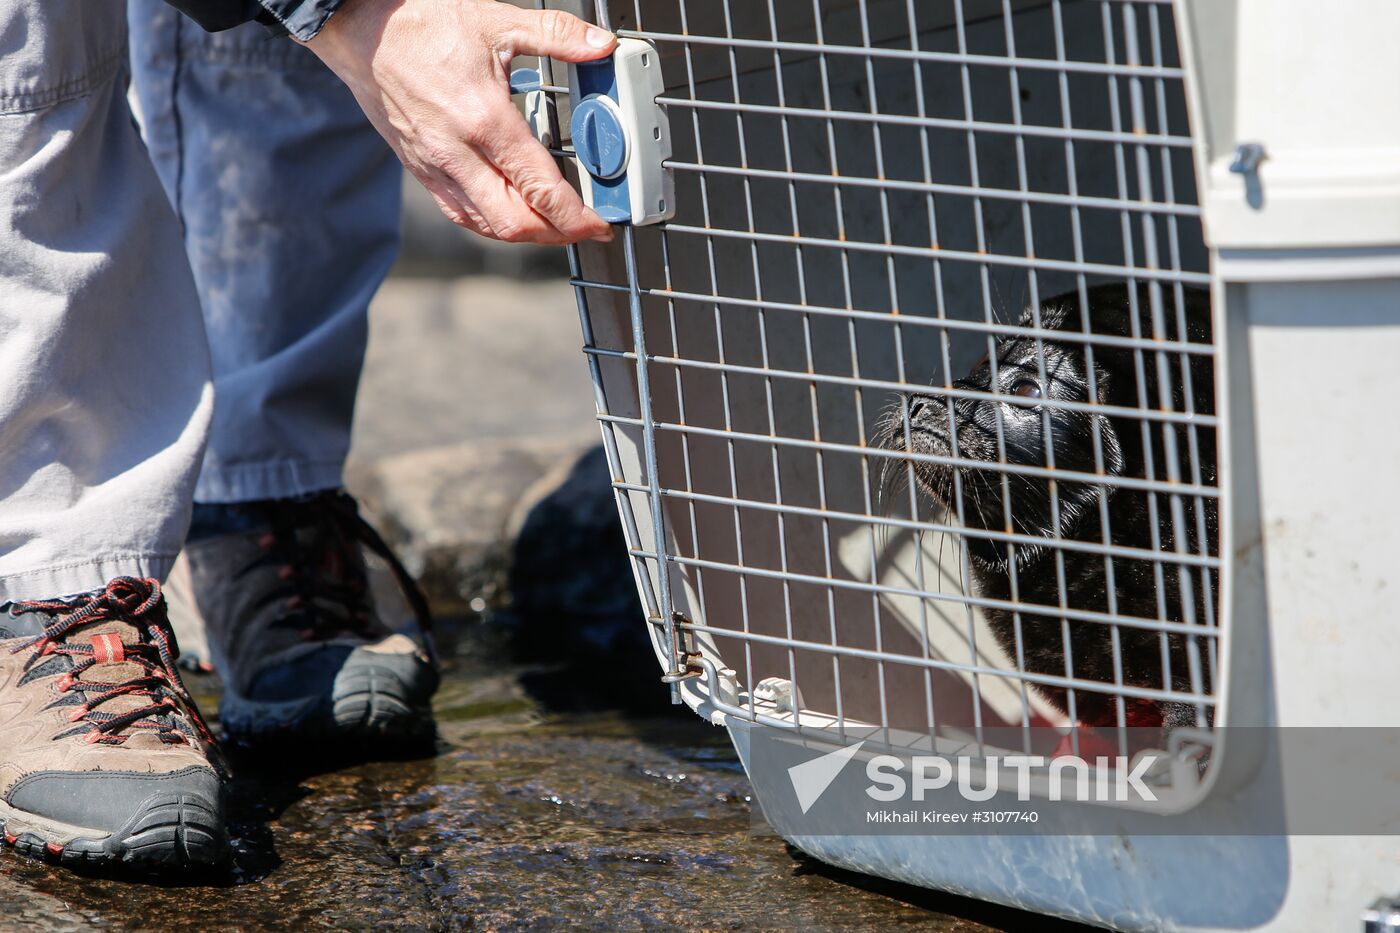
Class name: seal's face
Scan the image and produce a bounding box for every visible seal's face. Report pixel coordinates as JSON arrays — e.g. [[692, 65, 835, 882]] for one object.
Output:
[[877, 303, 1126, 561]]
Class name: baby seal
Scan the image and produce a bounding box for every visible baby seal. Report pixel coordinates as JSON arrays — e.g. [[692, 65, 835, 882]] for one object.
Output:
[[875, 283, 1218, 734]]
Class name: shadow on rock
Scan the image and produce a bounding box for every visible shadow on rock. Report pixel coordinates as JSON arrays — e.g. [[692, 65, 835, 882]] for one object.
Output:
[[221, 763, 307, 885], [219, 734, 441, 885], [494, 445, 680, 716]]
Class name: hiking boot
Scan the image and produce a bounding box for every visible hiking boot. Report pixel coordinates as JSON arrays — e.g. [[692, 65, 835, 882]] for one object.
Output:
[[182, 490, 438, 748], [0, 577, 227, 870]]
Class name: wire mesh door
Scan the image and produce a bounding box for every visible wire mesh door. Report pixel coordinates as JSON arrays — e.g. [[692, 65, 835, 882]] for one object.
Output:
[[559, 0, 1220, 776]]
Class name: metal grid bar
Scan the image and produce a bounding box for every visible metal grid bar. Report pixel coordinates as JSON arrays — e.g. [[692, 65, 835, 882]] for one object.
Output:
[[626, 547, 1220, 640], [663, 162, 1203, 218], [1052, 0, 1125, 740], [619, 29, 1187, 79], [582, 344, 1219, 429], [651, 97, 1192, 148], [762, 0, 848, 738], [651, 225, 1211, 284], [671, 617, 1217, 709], [674, 0, 760, 714], [899, 0, 944, 743], [592, 413, 1220, 499], [621, 225, 683, 701], [612, 480, 1221, 569], [669, 621, 1218, 715], [536, 30, 689, 719], [573, 281, 1215, 352]]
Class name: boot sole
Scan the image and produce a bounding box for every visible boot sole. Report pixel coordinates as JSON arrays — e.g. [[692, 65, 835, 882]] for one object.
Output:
[[221, 655, 437, 748], [0, 792, 228, 872]]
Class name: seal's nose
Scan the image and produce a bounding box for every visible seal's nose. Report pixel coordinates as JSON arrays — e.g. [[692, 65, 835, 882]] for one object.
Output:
[[907, 397, 927, 422]]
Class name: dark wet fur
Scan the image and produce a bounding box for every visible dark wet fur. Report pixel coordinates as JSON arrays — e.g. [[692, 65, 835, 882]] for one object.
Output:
[[874, 284, 1217, 730]]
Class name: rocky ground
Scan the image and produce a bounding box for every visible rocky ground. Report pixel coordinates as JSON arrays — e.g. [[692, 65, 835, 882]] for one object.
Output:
[[0, 273, 1088, 932]]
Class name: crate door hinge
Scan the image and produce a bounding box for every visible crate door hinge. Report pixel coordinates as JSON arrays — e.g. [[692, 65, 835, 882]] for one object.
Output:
[[657, 611, 703, 684]]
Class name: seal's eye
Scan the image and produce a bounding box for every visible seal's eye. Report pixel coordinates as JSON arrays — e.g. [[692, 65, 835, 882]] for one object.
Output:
[[1011, 380, 1042, 400]]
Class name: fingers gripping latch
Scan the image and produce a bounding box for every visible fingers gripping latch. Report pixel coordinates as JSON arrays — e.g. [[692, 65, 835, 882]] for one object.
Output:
[[508, 67, 556, 150]]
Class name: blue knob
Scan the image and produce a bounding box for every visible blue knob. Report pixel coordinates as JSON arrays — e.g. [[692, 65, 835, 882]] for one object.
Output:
[[571, 95, 628, 180]]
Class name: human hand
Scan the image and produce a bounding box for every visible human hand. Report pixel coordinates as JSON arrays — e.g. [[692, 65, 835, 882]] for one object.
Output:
[[306, 0, 615, 244]]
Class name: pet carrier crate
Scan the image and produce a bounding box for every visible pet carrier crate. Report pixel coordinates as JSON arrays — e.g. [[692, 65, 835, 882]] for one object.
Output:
[[525, 0, 1400, 929]]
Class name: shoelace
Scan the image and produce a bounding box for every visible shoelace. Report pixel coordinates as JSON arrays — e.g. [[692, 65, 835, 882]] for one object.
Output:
[[9, 577, 219, 749], [241, 492, 436, 665]]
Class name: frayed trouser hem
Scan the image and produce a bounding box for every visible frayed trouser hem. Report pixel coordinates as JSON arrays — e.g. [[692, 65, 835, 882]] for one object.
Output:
[[193, 459, 344, 505], [0, 553, 179, 605]]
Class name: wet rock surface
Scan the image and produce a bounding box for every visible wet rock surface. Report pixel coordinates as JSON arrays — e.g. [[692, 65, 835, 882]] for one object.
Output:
[[0, 624, 1085, 932]]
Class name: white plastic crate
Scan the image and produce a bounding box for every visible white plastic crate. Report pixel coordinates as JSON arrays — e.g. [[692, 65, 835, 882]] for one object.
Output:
[[538, 1, 1400, 929]]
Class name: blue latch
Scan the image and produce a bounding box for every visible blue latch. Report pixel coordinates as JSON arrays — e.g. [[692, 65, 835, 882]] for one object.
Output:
[[567, 39, 674, 226]]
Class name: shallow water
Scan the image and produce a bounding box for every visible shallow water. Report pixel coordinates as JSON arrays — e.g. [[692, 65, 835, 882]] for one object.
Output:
[[0, 624, 1087, 932]]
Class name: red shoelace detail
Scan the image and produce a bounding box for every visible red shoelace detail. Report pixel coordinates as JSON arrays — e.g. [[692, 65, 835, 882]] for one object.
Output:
[[9, 577, 218, 749]]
